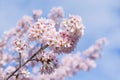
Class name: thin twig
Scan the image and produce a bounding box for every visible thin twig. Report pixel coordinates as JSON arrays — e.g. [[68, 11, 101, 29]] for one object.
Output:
[[19, 53, 22, 67], [15, 74, 19, 80]]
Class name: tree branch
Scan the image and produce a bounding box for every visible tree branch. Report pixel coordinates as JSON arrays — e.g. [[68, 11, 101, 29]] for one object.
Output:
[[19, 53, 22, 67], [5, 44, 48, 80]]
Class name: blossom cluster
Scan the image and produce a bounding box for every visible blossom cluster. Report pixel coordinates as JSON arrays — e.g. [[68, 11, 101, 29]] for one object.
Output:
[[0, 7, 107, 80], [29, 14, 84, 53]]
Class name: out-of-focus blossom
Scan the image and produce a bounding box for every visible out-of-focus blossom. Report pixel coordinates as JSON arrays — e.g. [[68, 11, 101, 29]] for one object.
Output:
[[83, 38, 108, 59], [48, 7, 64, 25], [16, 15, 33, 38], [0, 39, 4, 53], [0, 68, 5, 79], [18, 15, 33, 26], [5, 66, 16, 74], [33, 9, 42, 20], [0, 53, 13, 66]]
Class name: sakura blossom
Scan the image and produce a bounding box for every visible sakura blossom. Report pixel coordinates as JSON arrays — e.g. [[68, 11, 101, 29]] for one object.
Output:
[[48, 7, 64, 27], [0, 7, 108, 80], [33, 10, 42, 21], [12, 38, 27, 53]]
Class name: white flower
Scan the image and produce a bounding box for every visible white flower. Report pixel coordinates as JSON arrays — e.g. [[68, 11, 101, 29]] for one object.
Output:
[[13, 38, 27, 53], [21, 69, 30, 78]]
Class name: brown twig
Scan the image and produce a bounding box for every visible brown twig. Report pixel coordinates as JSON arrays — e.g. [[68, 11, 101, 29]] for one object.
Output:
[[5, 44, 48, 80], [19, 53, 22, 67]]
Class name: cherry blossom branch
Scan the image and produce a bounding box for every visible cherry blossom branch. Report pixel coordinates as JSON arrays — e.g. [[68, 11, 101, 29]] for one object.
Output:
[[5, 44, 48, 80], [14, 53, 22, 80], [0, 7, 108, 80]]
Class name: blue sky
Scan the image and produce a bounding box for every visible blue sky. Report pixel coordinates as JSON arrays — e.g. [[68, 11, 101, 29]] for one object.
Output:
[[0, 0, 120, 80]]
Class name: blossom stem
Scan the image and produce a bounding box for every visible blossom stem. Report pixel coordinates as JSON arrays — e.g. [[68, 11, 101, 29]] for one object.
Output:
[[19, 53, 22, 67]]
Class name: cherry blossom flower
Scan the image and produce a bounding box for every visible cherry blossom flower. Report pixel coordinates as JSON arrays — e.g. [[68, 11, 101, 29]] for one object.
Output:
[[48, 7, 64, 25], [33, 9, 42, 20], [21, 69, 30, 78], [36, 51, 58, 74], [12, 38, 27, 53]]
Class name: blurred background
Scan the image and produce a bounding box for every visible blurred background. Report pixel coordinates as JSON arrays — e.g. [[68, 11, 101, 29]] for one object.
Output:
[[0, 0, 120, 80]]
